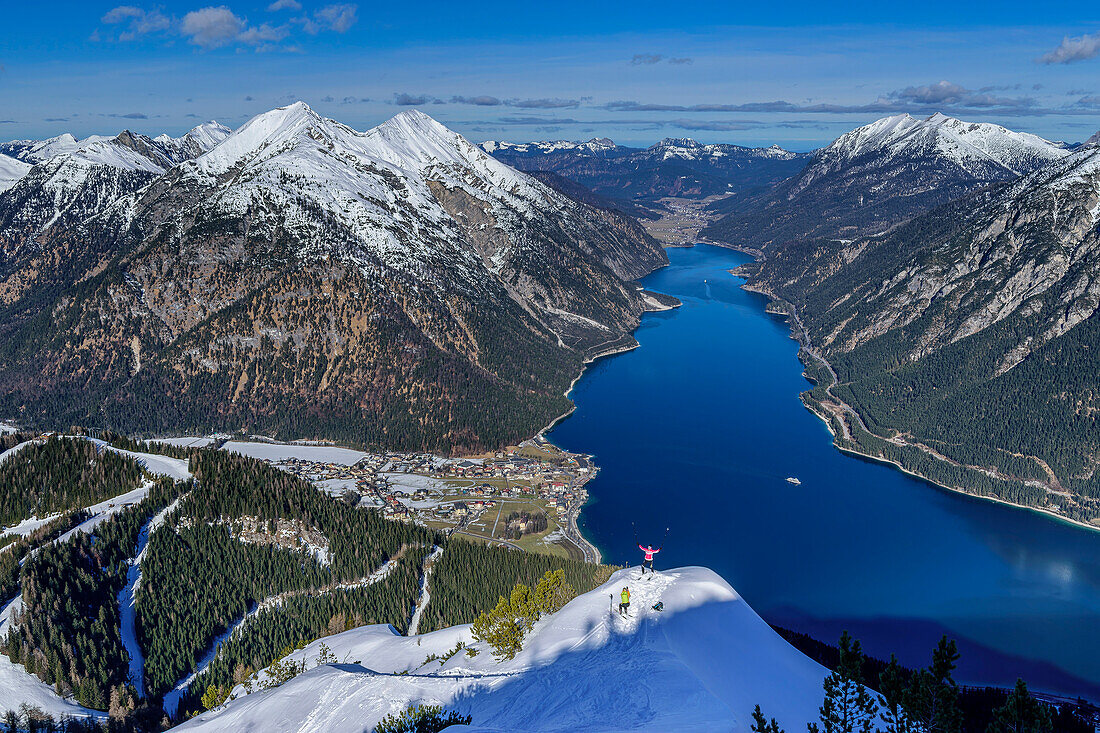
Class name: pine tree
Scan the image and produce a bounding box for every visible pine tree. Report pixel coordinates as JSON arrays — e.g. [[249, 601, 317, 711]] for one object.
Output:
[[906, 636, 963, 733], [808, 631, 878, 733], [751, 704, 785, 733], [986, 679, 1052, 733], [201, 683, 231, 710], [878, 655, 913, 733]]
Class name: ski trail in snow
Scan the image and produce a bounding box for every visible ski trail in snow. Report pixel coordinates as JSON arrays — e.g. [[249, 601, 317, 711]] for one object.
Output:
[[0, 438, 41, 468], [163, 553, 406, 717], [408, 545, 443, 636], [119, 488, 192, 699]]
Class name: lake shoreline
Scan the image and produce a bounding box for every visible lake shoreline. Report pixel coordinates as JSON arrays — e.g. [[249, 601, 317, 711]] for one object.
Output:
[[717, 248, 1100, 538]]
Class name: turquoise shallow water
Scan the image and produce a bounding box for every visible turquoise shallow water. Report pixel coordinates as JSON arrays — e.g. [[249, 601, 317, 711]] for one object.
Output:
[[547, 244, 1100, 699]]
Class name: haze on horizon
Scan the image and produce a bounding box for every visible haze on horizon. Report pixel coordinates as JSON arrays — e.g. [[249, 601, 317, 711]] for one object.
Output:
[[3, 1, 1100, 149]]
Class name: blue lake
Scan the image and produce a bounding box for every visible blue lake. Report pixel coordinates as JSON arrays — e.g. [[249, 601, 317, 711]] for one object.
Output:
[[547, 243, 1100, 699]]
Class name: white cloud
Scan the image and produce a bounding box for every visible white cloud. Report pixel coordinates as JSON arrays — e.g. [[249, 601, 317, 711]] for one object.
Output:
[[102, 6, 143, 23], [315, 4, 357, 33], [238, 23, 289, 45], [892, 80, 970, 105], [99, 5, 170, 39], [267, 0, 302, 9], [1039, 32, 1100, 64], [181, 6, 245, 48]]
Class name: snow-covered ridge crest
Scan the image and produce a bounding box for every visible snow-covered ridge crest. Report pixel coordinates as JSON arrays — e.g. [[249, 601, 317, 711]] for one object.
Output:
[[810, 112, 1069, 180], [480, 138, 618, 154], [177, 567, 827, 732], [0, 153, 31, 193], [176, 102, 563, 276]]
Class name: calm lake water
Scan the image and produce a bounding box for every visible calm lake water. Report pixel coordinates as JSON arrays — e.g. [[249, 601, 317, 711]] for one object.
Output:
[[547, 244, 1100, 699]]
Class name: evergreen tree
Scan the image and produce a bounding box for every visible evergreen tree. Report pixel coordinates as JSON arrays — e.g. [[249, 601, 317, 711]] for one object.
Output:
[[752, 704, 785, 733], [808, 632, 878, 733], [878, 654, 913, 733], [906, 636, 963, 733], [986, 679, 1052, 733]]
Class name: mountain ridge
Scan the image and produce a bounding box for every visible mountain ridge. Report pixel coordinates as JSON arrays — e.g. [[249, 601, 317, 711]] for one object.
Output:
[[703, 112, 1070, 248], [0, 103, 666, 453]]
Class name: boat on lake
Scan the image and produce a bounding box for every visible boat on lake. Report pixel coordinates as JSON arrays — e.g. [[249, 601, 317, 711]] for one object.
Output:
[[786, 477, 801, 485]]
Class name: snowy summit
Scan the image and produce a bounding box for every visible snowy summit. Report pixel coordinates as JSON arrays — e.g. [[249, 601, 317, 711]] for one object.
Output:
[[177, 567, 827, 733]]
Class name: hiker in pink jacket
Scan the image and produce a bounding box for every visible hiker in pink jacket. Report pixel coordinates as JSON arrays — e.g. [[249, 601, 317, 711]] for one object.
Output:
[[638, 543, 661, 575]]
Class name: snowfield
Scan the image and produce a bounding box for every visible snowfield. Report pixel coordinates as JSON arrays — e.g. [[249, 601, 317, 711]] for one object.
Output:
[[220, 440, 368, 466], [178, 567, 827, 732]]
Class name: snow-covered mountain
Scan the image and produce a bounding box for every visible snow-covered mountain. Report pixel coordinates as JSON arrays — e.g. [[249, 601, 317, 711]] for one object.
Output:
[[647, 137, 801, 162], [153, 121, 232, 163], [177, 567, 827, 732], [796, 112, 1069, 194], [0, 133, 111, 164], [1087, 130, 1100, 147], [0, 121, 233, 251], [0, 121, 231, 167], [0, 154, 31, 193], [0, 103, 666, 451], [704, 113, 1071, 248], [481, 137, 618, 155], [483, 135, 809, 204]]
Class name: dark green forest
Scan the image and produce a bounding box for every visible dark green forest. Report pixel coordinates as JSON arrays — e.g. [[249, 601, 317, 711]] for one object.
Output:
[[418, 538, 613, 634], [0, 438, 144, 528]]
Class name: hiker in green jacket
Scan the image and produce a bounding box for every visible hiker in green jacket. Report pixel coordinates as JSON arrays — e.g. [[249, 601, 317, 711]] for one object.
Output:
[[618, 586, 631, 616]]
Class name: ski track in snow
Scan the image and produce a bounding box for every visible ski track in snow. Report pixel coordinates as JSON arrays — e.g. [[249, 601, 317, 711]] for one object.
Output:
[[162, 553, 407, 717], [408, 545, 444, 636], [0, 438, 193, 715], [119, 488, 193, 699]]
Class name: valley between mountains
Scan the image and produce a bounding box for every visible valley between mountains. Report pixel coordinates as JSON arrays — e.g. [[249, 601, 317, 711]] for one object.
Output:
[[2, 102, 1100, 732]]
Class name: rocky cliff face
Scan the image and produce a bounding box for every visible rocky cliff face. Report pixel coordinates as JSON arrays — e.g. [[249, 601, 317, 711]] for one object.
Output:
[[0, 105, 666, 452]]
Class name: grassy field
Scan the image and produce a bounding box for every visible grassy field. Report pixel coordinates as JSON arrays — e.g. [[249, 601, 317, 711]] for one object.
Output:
[[416, 493, 579, 561]]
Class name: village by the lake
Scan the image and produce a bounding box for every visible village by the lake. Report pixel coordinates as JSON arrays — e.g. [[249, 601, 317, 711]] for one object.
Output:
[[154, 435, 601, 563]]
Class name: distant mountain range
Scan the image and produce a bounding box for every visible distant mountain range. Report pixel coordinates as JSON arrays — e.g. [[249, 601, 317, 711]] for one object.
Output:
[[0, 104, 666, 452], [482, 136, 810, 207]]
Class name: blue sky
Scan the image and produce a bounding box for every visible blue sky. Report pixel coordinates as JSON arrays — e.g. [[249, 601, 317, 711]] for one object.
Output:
[[3, 1, 1100, 149]]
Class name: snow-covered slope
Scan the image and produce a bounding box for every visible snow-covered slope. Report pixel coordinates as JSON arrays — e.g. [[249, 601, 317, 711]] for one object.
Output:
[[0, 596, 103, 723], [647, 137, 800, 162], [705, 112, 1072, 248], [798, 112, 1068, 192], [0, 153, 31, 193], [178, 567, 827, 732], [480, 138, 619, 155]]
